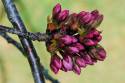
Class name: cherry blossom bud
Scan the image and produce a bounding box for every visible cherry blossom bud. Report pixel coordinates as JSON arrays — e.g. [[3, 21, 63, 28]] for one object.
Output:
[[57, 10, 69, 22], [62, 56, 73, 71], [50, 64, 59, 74], [60, 35, 71, 44], [75, 57, 86, 67], [71, 36, 78, 43], [84, 39, 97, 46], [53, 3, 61, 17], [91, 15, 103, 28], [96, 35, 102, 42], [97, 47, 106, 61], [93, 29, 100, 36], [60, 35, 73, 45], [84, 33, 94, 39], [73, 64, 81, 75], [80, 13, 92, 24], [50, 55, 62, 69], [81, 52, 94, 65], [68, 46, 79, 54], [73, 43, 85, 51], [90, 45, 106, 61], [78, 11, 88, 19]]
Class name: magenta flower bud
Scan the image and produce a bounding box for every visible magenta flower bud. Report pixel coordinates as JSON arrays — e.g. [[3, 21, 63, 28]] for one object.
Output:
[[60, 35, 72, 45], [53, 3, 61, 17], [68, 46, 79, 54], [71, 36, 78, 43], [73, 64, 81, 75], [84, 39, 97, 46], [84, 33, 94, 39], [50, 64, 59, 74], [90, 45, 106, 61], [57, 10, 69, 21], [60, 35, 77, 45], [50, 55, 62, 69], [93, 30, 100, 36], [84, 28, 99, 38], [81, 52, 94, 65], [73, 43, 85, 51], [90, 10, 103, 28], [96, 15, 103, 26], [91, 14, 103, 28], [75, 57, 86, 67], [91, 10, 99, 17], [79, 13, 93, 25], [96, 35, 102, 42], [78, 11, 88, 19], [82, 13, 92, 23], [97, 47, 106, 61], [62, 56, 73, 71]]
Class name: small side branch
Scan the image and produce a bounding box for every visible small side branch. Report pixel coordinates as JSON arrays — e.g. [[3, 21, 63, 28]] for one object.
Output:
[[0, 25, 49, 41]]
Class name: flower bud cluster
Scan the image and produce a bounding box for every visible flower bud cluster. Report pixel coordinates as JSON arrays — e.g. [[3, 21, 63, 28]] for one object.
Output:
[[46, 3, 106, 75]]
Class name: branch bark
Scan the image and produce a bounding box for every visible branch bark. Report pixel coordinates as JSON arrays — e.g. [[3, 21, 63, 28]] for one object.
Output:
[[0, 25, 49, 41], [2, 0, 45, 83]]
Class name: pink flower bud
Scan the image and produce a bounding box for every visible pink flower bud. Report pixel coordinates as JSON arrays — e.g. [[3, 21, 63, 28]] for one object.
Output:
[[50, 55, 62, 69], [73, 64, 81, 75], [84, 33, 94, 39], [93, 29, 100, 36], [96, 35, 102, 42], [62, 56, 73, 71], [60, 35, 72, 45], [91, 14, 103, 28], [84, 28, 100, 38], [78, 10, 103, 28], [91, 10, 99, 17], [75, 57, 86, 67], [50, 64, 59, 74], [57, 10, 69, 21], [81, 52, 94, 65], [53, 3, 61, 17], [71, 36, 78, 43], [78, 11, 88, 19], [68, 46, 79, 54], [81, 13, 92, 23], [90, 45, 106, 61], [97, 47, 106, 61], [60, 35, 77, 45], [84, 39, 97, 46], [73, 43, 85, 51]]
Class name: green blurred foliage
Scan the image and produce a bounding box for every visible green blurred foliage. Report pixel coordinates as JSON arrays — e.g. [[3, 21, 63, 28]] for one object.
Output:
[[0, 0, 125, 83]]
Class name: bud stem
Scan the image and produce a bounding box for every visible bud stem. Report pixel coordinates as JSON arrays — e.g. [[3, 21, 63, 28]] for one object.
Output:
[[0, 25, 49, 41]]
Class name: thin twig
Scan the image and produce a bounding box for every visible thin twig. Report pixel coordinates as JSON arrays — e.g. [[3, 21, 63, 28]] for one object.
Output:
[[2, 0, 45, 83], [0, 25, 49, 41]]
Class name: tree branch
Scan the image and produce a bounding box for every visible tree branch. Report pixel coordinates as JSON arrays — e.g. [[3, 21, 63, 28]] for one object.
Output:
[[2, 0, 45, 83], [0, 25, 49, 41]]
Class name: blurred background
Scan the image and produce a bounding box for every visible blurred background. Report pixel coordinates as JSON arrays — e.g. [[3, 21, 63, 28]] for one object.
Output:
[[0, 0, 125, 83]]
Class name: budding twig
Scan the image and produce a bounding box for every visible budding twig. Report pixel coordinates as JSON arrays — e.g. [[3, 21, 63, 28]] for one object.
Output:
[[0, 25, 49, 41]]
